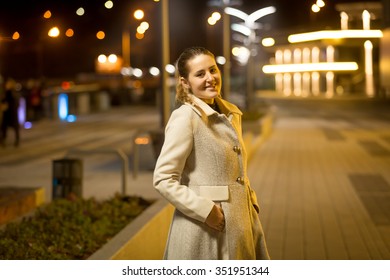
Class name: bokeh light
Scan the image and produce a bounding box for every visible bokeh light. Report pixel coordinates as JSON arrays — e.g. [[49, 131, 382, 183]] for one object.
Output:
[[96, 31, 105, 40], [48, 27, 60, 37], [43, 10, 51, 19], [76, 7, 85, 16], [65, 29, 74, 37], [134, 9, 144, 20], [104, 1, 114, 9], [12, 32, 20, 40]]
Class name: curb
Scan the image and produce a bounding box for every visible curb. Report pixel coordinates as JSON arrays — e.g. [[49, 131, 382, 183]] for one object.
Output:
[[88, 199, 173, 260], [0, 187, 45, 227]]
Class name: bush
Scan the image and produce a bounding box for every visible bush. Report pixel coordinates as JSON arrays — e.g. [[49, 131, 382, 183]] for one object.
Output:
[[0, 195, 152, 260]]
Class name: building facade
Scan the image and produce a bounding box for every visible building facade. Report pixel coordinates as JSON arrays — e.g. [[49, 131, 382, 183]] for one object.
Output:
[[262, 2, 386, 98]]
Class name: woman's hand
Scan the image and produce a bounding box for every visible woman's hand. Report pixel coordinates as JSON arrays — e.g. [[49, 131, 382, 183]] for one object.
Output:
[[205, 204, 225, 232]]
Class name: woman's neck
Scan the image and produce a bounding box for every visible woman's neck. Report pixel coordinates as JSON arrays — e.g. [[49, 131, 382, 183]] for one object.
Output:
[[202, 98, 215, 105]]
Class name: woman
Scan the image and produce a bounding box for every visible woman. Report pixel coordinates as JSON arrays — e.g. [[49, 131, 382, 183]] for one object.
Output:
[[153, 47, 269, 260]]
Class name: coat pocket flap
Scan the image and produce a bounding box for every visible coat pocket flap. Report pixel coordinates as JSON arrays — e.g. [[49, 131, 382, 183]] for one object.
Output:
[[199, 185, 229, 201]]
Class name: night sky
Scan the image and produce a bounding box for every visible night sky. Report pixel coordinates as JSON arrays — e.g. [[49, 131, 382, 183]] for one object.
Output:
[[0, 0, 382, 80]]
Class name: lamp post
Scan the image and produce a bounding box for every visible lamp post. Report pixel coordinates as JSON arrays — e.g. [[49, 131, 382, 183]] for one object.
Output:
[[122, 9, 147, 69], [122, 30, 130, 68], [161, 0, 170, 127], [225, 6, 276, 110]]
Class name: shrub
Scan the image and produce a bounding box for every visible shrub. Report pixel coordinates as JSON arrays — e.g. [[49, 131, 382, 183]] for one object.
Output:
[[0, 195, 151, 259]]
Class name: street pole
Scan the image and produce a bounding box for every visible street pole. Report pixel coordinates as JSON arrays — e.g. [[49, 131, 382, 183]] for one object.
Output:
[[246, 30, 257, 111], [223, 11, 231, 101], [246, 43, 254, 111], [161, 0, 170, 127], [122, 30, 130, 68]]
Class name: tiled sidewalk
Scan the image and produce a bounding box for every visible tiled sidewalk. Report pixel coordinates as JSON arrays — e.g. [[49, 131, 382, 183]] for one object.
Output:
[[249, 116, 390, 259]]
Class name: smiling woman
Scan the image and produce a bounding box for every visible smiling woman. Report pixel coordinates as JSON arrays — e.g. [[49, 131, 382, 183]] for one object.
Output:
[[153, 46, 270, 260]]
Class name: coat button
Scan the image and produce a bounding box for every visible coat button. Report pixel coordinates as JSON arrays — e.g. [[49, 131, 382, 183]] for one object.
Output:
[[233, 145, 241, 153], [236, 177, 244, 184]]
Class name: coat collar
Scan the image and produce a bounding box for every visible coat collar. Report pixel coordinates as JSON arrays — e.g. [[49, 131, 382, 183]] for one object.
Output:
[[185, 95, 242, 117]]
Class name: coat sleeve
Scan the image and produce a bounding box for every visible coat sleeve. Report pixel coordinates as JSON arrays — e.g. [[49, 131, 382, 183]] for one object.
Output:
[[153, 107, 215, 223]]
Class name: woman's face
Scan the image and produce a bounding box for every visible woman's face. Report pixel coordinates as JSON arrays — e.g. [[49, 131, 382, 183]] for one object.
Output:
[[181, 54, 221, 103]]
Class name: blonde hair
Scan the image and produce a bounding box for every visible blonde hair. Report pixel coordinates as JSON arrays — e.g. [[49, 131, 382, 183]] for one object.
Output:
[[175, 47, 216, 104]]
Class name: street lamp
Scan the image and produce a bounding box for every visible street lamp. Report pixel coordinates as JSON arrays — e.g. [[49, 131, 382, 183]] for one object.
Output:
[[122, 9, 151, 68], [122, 9, 142, 68], [224, 6, 276, 110], [161, 0, 170, 127], [48, 27, 60, 38]]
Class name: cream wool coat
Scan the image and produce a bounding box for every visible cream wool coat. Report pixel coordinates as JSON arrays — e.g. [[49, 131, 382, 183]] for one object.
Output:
[[153, 95, 269, 260]]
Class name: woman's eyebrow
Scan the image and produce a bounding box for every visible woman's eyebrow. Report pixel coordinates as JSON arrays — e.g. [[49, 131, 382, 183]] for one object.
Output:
[[193, 65, 216, 75], [194, 69, 205, 75]]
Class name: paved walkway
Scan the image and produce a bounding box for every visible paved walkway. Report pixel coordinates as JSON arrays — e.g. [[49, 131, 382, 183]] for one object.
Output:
[[249, 99, 390, 259]]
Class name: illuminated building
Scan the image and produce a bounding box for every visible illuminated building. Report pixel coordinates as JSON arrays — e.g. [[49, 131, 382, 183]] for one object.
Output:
[[262, 2, 384, 98]]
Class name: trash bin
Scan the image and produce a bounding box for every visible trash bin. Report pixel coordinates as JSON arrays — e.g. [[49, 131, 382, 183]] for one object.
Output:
[[133, 132, 156, 171], [52, 158, 83, 199]]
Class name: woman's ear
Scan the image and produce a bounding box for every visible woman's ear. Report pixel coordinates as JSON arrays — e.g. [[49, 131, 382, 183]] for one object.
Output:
[[180, 77, 190, 90]]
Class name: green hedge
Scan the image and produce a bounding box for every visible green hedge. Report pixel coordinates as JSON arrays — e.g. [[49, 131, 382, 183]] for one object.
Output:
[[0, 195, 151, 260]]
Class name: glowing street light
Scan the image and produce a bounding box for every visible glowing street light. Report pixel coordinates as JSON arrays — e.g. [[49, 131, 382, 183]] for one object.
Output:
[[225, 6, 276, 30], [12, 32, 20, 40], [96, 31, 105, 40], [105, 1, 114, 9], [317, 0, 325, 8], [208, 12, 222, 25], [43, 10, 51, 19], [262, 37, 275, 47], [48, 26, 60, 37], [96, 54, 122, 73], [134, 9, 144, 20], [149, 67, 160, 76], [224, 6, 276, 110], [65, 29, 74, 37], [311, 4, 320, 13], [123, 9, 151, 68], [76, 8, 85, 16]]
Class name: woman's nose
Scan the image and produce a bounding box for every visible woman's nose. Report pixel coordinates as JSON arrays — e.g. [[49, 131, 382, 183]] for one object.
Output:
[[206, 72, 214, 81]]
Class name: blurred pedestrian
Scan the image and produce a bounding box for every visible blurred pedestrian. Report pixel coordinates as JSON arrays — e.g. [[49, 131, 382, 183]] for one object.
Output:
[[27, 79, 43, 121], [1, 78, 20, 147], [153, 47, 270, 260]]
